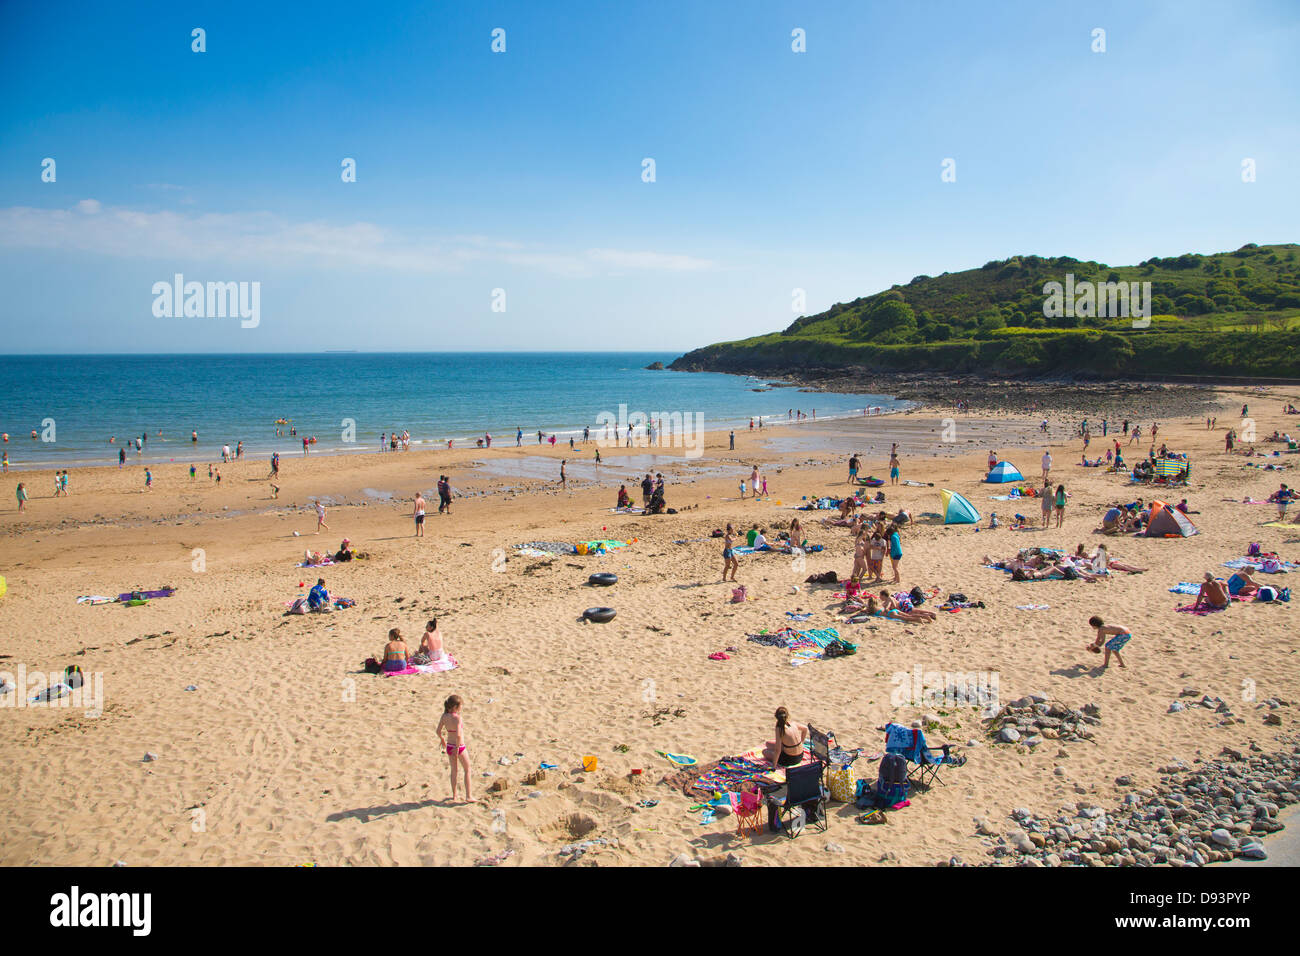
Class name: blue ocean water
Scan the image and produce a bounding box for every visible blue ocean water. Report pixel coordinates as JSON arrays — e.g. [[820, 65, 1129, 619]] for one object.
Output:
[[0, 353, 905, 468]]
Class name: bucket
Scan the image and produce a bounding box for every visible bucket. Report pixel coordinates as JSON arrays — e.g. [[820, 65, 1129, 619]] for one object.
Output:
[[582, 755, 598, 772]]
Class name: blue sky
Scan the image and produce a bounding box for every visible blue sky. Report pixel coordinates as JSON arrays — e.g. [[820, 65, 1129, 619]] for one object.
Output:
[[1, 0, 1296, 353]]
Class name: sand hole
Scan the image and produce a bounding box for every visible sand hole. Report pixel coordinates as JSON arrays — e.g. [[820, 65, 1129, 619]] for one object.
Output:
[[538, 812, 598, 842]]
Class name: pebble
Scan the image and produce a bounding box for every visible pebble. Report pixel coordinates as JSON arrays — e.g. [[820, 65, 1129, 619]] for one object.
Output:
[[825, 842, 846, 853]]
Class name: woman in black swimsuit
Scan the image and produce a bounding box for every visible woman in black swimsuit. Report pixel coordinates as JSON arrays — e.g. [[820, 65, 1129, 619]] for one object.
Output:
[[763, 706, 808, 769]]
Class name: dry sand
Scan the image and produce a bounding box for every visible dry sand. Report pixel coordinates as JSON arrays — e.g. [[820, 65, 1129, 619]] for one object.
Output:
[[2, 386, 1298, 866]]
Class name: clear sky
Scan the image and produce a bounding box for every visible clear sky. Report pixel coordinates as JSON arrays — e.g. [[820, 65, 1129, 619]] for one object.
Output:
[[1, 0, 1296, 353]]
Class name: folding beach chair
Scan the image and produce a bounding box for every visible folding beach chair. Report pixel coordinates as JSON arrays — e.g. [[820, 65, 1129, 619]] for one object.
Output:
[[767, 762, 829, 838], [731, 787, 765, 840], [808, 724, 832, 765], [883, 722, 965, 789]]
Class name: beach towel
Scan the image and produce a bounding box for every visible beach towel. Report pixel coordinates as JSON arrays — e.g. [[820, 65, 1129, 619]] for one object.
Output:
[[1014, 604, 1050, 610], [298, 557, 335, 568], [785, 611, 813, 621], [1224, 558, 1296, 573], [381, 655, 459, 675], [116, 588, 175, 602], [1262, 521, 1300, 529], [514, 541, 576, 556], [76, 595, 116, 605], [610, 507, 646, 515], [1169, 582, 1207, 595], [1175, 603, 1225, 616]]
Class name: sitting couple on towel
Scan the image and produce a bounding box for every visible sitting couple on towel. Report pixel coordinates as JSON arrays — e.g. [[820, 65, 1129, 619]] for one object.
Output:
[[380, 619, 450, 671]]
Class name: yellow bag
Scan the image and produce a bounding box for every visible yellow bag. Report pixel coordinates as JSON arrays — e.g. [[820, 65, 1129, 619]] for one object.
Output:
[[827, 764, 856, 803]]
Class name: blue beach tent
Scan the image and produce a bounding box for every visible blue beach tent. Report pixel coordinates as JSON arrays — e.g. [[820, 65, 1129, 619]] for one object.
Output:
[[985, 461, 1023, 483]]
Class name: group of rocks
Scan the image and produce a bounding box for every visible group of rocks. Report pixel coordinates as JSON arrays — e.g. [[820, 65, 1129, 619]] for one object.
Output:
[[1167, 688, 1288, 727], [987, 694, 1101, 747], [973, 740, 1298, 867]]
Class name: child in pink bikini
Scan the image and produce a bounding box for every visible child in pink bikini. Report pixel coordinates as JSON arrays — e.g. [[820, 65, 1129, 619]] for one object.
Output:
[[436, 695, 471, 802]]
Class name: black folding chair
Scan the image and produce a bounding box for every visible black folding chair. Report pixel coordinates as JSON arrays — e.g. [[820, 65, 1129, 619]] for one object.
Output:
[[770, 762, 829, 838]]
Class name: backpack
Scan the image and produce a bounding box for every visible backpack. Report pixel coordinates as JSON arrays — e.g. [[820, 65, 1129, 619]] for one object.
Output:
[[908, 586, 926, 606], [363, 657, 382, 674], [823, 639, 846, 659], [876, 753, 910, 804], [1247, 542, 1262, 557], [64, 664, 84, 689], [1257, 586, 1278, 602], [288, 597, 308, 615]]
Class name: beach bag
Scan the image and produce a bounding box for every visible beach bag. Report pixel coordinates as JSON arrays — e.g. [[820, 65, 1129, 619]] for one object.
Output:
[[1247, 542, 1262, 557], [288, 598, 308, 615], [1257, 587, 1278, 602], [827, 763, 856, 803], [363, 657, 382, 674], [823, 639, 846, 658], [731, 586, 748, 603], [948, 592, 968, 604], [64, 664, 84, 689], [909, 586, 926, 606]]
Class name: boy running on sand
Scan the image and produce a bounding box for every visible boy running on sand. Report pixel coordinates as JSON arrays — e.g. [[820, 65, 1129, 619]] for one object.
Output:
[[1087, 616, 1130, 669], [436, 695, 472, 802]]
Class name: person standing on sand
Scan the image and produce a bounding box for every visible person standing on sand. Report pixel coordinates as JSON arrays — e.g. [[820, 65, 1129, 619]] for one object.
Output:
[[1041, 449, 1052, 481], [848, 453, 860, 484], [315, 500, 329, 534], [559, 459, 567, 489], [144, 469, 153, 491], [750, 465, 760, 496], [1087, 616, 1130, 669], [437, 695, 472, 803], [1054, 483, 1067, 529], [729, 431, 735, 450], [722, 523, 739, 582], [1040, 479, 1053, 528], [889, 452, 900, 486], [413, 491, 426, 537], [887, 523, 903, 584], [16, 482, 27, 512]]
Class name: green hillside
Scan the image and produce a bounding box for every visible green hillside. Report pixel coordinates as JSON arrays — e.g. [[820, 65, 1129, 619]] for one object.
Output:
[[670, 243, 1300, 378]]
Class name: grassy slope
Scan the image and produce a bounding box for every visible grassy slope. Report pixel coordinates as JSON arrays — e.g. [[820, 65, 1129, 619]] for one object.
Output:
[[671, 243, 1300, 378]]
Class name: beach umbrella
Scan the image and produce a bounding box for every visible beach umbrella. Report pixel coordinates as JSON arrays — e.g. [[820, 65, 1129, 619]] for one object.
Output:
[[939, 489, 980, 524], [985, 461, 1024, 483]]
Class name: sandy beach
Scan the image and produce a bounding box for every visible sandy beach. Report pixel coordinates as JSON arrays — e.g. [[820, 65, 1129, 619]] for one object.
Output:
[[3, 384, 1299, 867]]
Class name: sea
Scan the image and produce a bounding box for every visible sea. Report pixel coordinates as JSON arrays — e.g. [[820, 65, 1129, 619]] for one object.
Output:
[[0, 352, 908, 469]]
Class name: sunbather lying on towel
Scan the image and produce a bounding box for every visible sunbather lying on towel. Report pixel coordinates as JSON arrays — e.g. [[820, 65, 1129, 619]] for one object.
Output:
[[1227, 567, 1261, 598], [865, 595, 934, 623]]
